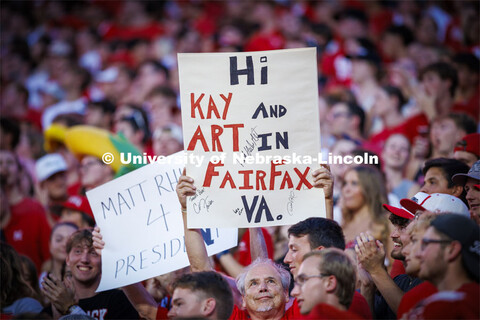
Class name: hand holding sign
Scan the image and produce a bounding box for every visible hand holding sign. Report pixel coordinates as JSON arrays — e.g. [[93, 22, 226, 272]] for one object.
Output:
[[176, 169, 196, 210], [86, 153, 237, 292]]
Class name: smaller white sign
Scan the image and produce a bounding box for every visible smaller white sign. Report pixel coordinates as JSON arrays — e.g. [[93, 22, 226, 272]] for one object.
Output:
[[86, 153, 238, 292]]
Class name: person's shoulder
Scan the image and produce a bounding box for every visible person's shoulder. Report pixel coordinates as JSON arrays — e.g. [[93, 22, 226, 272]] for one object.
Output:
[[3, 297, 43, 314], [21, 197, 44, 210], [415, 287, 480, 320], [349, 291, 372, 319], [10, 198, 45, 216], [285, 297, 302, 319], [228, 305, 249, 320], [306, 303, 363, 320], [398, 282, 438, 319]]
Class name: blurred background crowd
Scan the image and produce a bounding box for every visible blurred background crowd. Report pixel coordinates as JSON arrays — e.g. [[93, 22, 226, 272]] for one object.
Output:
[[0, 0, 479, 319]]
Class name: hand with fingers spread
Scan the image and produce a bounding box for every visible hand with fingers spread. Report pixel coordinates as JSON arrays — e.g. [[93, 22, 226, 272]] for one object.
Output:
[[355, 232, 386, 275], [176, 169, 197, 211], [312, 164, 333, 200], [92, 226, 105, 256], [41, 273, 77, 315]]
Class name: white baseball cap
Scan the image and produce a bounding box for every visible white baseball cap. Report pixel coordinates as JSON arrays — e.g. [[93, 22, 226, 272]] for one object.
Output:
[[400, 192, 470, 217], [35, 153, 67, 182]]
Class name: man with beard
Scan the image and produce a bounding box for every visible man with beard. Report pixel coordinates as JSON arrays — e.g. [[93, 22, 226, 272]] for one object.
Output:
[[35, 153, 70, 225], [42, 229, 139, 319], [405, 214, 479, 319], [355, 200, 420, 319], [452, 160, 480, 224], [231, 258, 295, 320]]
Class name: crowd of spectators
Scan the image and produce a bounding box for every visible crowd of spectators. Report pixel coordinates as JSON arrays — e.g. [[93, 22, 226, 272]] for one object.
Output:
[[1, 0, 479, 319]]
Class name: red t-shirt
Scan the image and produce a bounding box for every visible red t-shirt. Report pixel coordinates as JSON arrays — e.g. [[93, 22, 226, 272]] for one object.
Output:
[[349, 291, 372, 319], [229, 298, 301, 320], [3, 198, 51, 272], [405, 282, 480, 319], [390, 259, 406, 279], [156, 306, 168, 320], [397, 281, 437, 319], [452, 89, 480, 122], [304, 303, 363, 319]]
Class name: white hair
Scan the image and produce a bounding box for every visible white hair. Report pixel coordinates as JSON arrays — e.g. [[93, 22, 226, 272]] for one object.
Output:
[[235, 258, 291, 295]]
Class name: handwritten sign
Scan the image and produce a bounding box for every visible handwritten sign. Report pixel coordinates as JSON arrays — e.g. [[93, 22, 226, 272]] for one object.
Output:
[[86, 154, 238, 292], [178, 48, 325, 228]]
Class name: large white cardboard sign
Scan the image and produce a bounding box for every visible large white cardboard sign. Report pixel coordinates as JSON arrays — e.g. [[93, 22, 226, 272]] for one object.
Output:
[[178, 48, 325, 228], [87, 154, 238, 292]]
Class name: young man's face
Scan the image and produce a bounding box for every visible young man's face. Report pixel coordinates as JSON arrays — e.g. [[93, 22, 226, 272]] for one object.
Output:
[[420, 167, 454, 195], [80, 156, 113, 190], [402, 225, 424, 277], [421, 71, 449, 98], [465, 179, 480, 221], [416, 227, 449, 285], [66, 241, 101, 285], [291, 255, 328, 314], [430, 119, 464, 156], [167, 287, 210, 319], [390, 218, 410, 260], [0, 150, 19, 187], [284, 234, 313, 277], [43, 171, 68, 201], [327, 103, 352, 137]]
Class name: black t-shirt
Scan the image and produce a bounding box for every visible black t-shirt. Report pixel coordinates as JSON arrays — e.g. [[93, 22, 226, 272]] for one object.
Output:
[[79, 289, 139, 320], [42, 289, 139, 320], [374, 274, 422, 319]]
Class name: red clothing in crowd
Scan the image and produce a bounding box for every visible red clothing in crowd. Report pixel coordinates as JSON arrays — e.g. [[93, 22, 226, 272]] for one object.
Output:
[[390, 259, 406, 279], [303, 303, 363, 319], [404, 282, 479, 319], [349, 291, 372, 319], [229, 298, 302, 320], [3, 198, 51, 272], [452, 89, 480, 122], [157, 293, 371, 320], [156, 306, 168, 320], [397, 281, 437, 319], [364, 113, 430, 155]]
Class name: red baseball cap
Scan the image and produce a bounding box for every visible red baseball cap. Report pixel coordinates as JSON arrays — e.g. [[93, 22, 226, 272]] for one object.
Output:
[[382, 204, 414, 220], [454, 133, 480, 157], [62, 195, 94, 220]]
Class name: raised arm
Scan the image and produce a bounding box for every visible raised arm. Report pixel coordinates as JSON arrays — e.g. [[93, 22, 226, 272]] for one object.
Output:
[[312, 164, 334, 220], [92, 227, 159, 320], [355, 232, 404, 314], [176, 173, 212, 272], [177, 171, 243, 306]]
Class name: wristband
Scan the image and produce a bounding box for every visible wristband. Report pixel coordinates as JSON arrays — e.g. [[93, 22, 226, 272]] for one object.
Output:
[[68, 305, 86, 315]]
